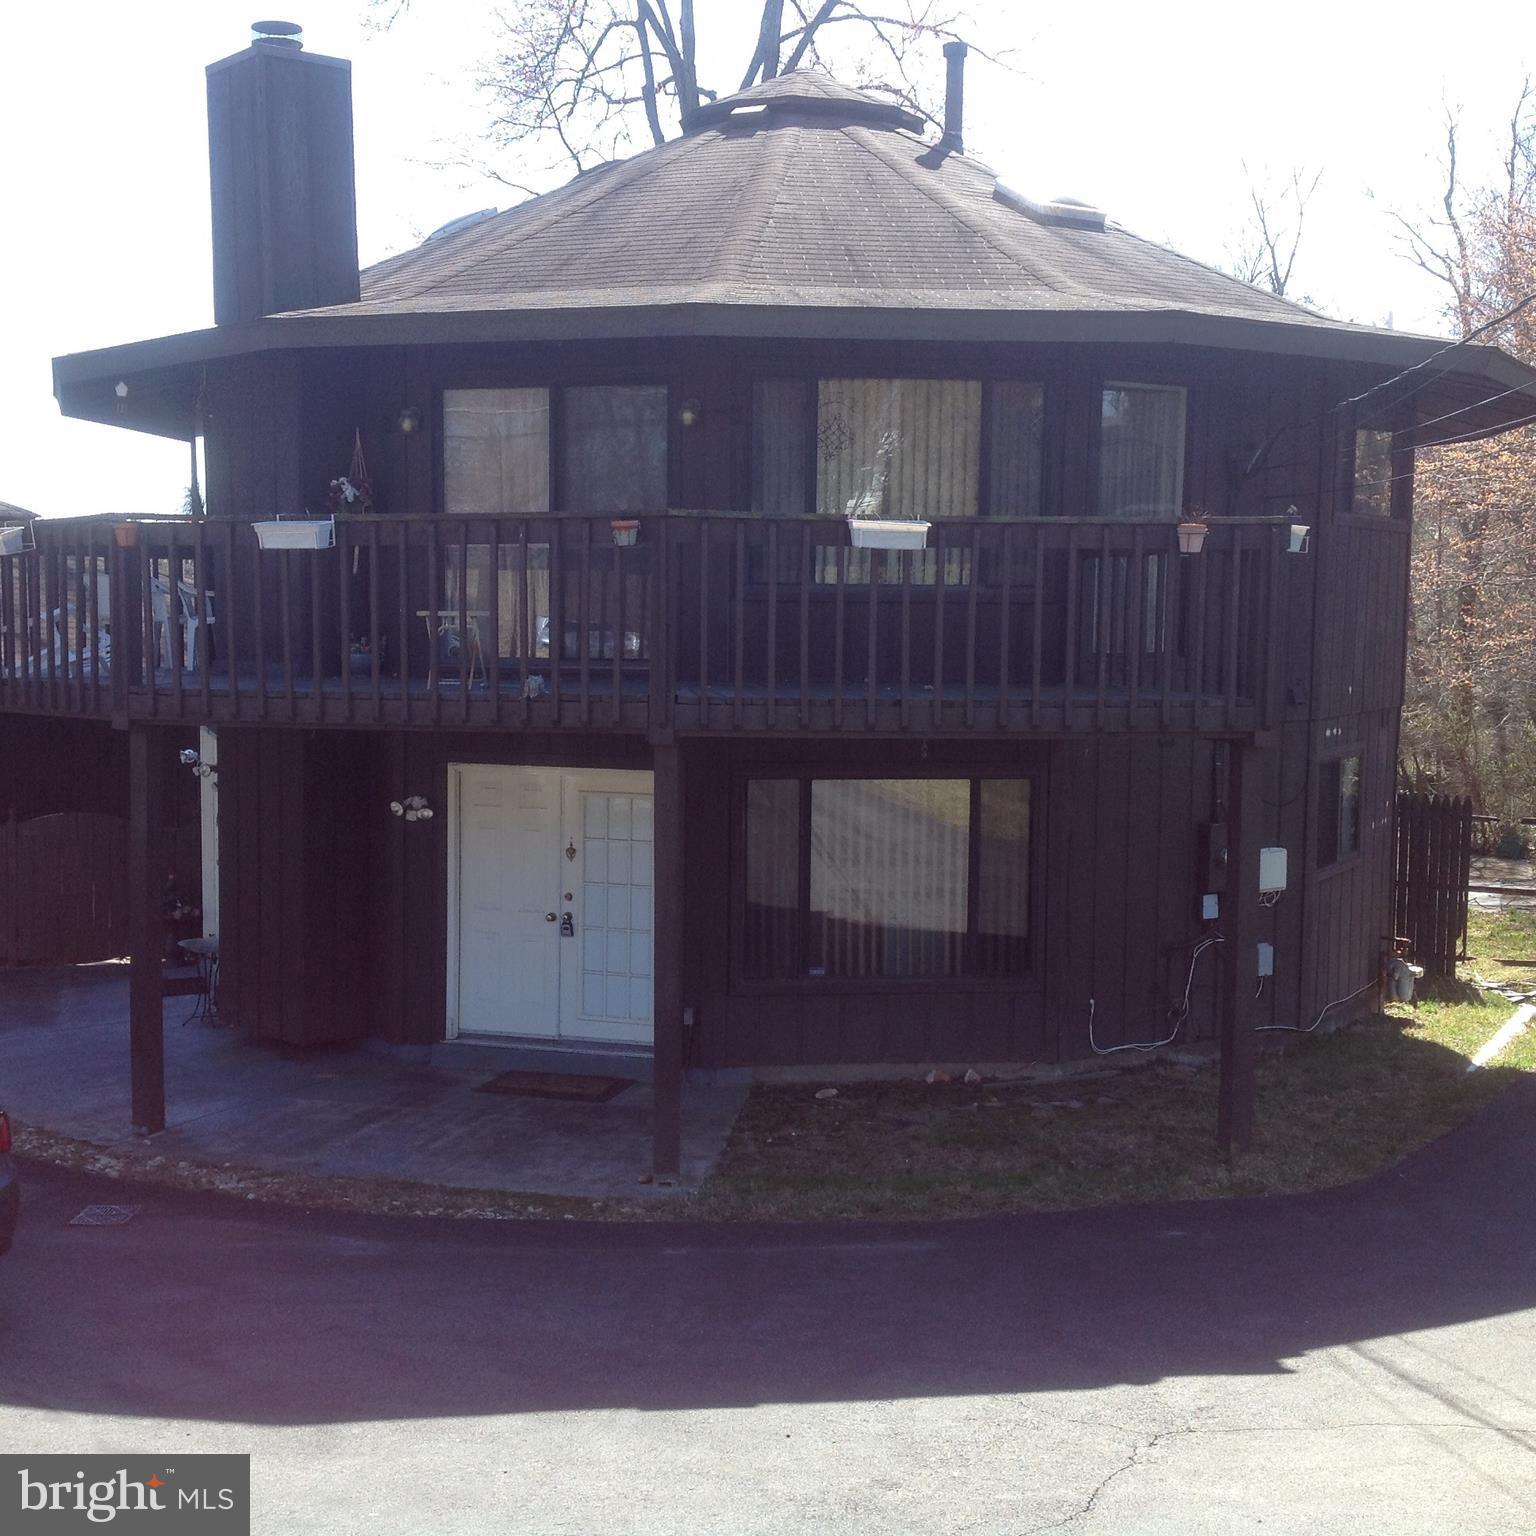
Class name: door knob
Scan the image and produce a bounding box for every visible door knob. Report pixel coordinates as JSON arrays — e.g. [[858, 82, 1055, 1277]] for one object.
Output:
[[545, 912, 557, 922]]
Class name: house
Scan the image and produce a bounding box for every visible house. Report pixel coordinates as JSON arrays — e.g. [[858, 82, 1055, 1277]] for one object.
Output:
[[10, 24, 1536, 1178]]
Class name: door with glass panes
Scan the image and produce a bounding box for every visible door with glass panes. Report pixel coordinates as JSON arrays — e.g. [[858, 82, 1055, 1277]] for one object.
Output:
[[452, 765, 655, 1046]]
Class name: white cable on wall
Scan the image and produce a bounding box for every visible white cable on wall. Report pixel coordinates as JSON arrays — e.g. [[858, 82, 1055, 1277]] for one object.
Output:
[[1088, 934, 1224, 1055], [1255, 978, 1378, 1035]]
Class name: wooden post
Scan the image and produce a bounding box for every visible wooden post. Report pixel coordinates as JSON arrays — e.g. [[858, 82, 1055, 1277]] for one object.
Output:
[[652, 740, 685, 1183], [1218, 740, 1261, 1156], [128, 724, 167, 1134]]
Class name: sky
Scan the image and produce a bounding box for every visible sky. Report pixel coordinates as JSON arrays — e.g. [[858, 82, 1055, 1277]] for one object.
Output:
[[2, 0, 1532, 518]]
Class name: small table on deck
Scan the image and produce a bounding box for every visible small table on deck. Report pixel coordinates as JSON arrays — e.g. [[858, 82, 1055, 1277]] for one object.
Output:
[[416, 609, 489, 687]]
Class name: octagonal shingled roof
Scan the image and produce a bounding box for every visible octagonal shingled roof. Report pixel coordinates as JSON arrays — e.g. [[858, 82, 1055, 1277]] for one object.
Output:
[[51, 68, 1536, 445], [289, 68, 1336, 330]]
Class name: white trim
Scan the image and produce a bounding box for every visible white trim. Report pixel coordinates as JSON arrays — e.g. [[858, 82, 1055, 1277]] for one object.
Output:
[[199, 727, 220, 940], [445, 764, 464, 1040]]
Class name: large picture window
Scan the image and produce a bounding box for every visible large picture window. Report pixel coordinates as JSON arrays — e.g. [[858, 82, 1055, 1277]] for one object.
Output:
[[442, 384, 668, 514], [751, 377, 1045, 521], [742, 776, 1032, 981], [1098, 383, 1186, 518]]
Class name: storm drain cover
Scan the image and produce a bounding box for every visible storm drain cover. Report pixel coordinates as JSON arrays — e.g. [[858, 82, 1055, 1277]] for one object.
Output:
[[69, 1205, 142, 1227]]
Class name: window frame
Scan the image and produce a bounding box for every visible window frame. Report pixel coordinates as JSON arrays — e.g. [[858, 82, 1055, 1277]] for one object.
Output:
[[747, 372, 1051, 523], [437, 374, 678, 516], [1094, 380, 1190, 521], [1316, 751, 1364, 871], [731, 767, 1041, 993]]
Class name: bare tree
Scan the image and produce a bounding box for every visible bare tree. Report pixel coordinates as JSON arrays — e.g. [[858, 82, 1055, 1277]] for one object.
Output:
[[1398, 81, 1536, 815], [376, 1, 1004, 178], [1224, 163, 1323, 301]]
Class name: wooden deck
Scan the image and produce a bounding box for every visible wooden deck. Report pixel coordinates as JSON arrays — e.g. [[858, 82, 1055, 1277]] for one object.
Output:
[[0, 512, 1289, 737]]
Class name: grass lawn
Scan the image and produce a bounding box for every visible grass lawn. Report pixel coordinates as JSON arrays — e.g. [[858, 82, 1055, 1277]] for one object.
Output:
[[1464, 904, 1536, 988], [689, 992, 1536, 1222]]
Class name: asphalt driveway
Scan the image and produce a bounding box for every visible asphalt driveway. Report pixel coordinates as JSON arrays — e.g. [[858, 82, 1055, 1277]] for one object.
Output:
[[3, 1079, 1535, 1533]]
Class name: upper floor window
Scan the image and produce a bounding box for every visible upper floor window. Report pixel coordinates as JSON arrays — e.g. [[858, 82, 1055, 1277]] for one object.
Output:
[[751, 377, 1045, 520], [1098, 384, 1186, 518], [1351, 428, 1395, 516], [442, 384, 667, 514]]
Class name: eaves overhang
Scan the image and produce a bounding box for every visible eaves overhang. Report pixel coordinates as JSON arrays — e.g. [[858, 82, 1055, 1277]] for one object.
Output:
[[54, 304, 1536, 445]]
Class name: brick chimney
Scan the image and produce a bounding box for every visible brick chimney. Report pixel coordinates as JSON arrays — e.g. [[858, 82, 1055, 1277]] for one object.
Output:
[[206, 20, 360, 325]]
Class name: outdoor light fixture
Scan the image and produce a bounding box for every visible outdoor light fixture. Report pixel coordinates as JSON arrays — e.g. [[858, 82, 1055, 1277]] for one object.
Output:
[[397, 406, 423, 435], [1176, 519, 1209, 556], [179, 749, 216, 780], [390, 795, 434, 823], [677, 397, 702, 428], [1285, 508, 1311, 553]]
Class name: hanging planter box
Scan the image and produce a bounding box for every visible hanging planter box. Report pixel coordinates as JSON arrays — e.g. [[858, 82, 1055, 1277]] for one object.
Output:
[[0, 524, 35, 556], [846, 517, 930, 550], [252, 518, 335, 550], [610, 518, 640, 548]]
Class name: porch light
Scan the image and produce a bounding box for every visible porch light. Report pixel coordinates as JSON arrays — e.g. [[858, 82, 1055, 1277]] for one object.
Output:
[[677, 397, 702, 428], [1285, 510, 1310, 554], [1176, 519, 1209, 556], [179, 748, 216, 780], [397, 405, 423, 435]]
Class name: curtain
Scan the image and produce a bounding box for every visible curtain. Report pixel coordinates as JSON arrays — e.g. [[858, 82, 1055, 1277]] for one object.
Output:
[[443, 388, 551, 515], [809, 778, 970, 978], [816, 379, 981, 521], [1098, 385, 1186, 518]]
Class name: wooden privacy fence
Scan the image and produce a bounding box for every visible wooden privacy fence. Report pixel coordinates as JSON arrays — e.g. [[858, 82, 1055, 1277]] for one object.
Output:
[[1394, 793, 1473, 978], [0, 812, 128, 966]]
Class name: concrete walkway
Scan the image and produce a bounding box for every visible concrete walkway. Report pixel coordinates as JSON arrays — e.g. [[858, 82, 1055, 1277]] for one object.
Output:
[[0, 964, 745, 1198]]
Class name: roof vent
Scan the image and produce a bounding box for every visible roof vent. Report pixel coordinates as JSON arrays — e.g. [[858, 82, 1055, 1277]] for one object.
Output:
[[426, 208, 498, 242], [941, 40, 968, 153], [993, 180, 1107, 231], [251, 19, 302, 50]]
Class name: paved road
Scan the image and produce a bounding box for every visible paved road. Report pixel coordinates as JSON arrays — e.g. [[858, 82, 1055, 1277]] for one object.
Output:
[[3, 1084, 1536, 1534]]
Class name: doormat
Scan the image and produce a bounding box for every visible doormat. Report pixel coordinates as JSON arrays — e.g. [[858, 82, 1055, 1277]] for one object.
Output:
[[476, 1070, 634, 1103]]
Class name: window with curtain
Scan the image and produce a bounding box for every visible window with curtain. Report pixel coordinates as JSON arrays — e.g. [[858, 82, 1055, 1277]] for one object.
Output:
[[443, 388, 552, 515], [1352, 428, 1395, 516], [742, 777, 1031, 980], [442, 388, 552, 660], [1098, 384, 1186, 518], [1317, 754, 1362, 866], [816, 379, 982, 521], [751, 377, 1041, 587]]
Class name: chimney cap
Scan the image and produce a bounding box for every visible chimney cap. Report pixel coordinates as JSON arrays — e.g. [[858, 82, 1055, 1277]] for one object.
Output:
[[943, 39, 969, 59], [251, 19, 303, 49]]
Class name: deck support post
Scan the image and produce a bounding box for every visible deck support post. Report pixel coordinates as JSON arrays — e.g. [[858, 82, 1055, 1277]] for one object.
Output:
[[128, 723, 168, 1135], [651, 740, 685, 1183], [1218, 739, 1261, 1156]]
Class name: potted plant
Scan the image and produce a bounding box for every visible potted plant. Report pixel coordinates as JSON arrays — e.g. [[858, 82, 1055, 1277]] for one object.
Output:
[[113, 521, 140, 549], [842, 430, 929, 550], [610, 518, 640, 547]]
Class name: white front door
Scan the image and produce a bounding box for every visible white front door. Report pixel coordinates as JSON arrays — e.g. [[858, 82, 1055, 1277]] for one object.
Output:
[[450, 765, 655, 1047]]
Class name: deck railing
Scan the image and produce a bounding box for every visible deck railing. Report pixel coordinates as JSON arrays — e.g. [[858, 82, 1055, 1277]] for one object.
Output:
[[0, 512, 1288, 735]]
